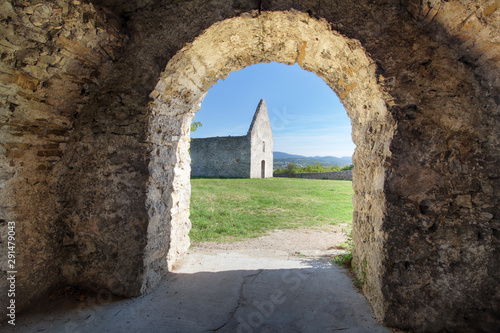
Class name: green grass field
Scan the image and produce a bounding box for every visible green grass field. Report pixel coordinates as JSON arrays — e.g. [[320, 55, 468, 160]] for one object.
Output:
[[190, 178, 354, 243]]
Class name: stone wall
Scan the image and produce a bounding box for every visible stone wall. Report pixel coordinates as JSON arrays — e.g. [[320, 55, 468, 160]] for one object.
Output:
[[190, 136, 251, 178], [274, 170, 353, 180], [0, 0, 126, 315], [0, 1, 498, 331]]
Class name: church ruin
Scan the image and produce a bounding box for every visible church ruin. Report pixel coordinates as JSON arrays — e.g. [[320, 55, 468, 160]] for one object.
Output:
[[0, 1, 499, 331], [191, 99, 273, 178]]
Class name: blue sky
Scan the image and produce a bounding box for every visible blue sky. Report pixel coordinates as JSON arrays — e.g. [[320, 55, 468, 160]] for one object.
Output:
[[191, 62, 355, 157]]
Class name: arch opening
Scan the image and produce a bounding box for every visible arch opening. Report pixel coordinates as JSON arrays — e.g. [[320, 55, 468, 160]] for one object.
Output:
[[147, 10, 394, 319], [188, 61, 354, 246]]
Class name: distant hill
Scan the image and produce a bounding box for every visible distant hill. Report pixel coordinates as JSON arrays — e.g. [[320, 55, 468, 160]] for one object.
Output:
[[273, 152, 307, 159], [273, 151, 352, 169]]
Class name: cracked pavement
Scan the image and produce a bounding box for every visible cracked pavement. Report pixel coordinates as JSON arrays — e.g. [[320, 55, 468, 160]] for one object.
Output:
[[3, 249, 391, 333]]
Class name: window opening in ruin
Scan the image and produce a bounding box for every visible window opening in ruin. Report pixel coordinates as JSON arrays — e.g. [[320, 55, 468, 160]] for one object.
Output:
[[261, 160, 266, 178], [263, 141, 266, 152]]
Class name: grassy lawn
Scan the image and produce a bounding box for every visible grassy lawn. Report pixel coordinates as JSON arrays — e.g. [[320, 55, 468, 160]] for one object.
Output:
[[190, 178, 353, 243]]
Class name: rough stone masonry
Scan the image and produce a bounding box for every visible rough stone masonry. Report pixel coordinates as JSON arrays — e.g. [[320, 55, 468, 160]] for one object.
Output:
[[0, 1, 499, 332]]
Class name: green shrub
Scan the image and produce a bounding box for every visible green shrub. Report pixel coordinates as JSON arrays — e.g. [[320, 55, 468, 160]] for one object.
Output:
[[341, 164, 354, 171], [332, 227, 368, 289], [286, 162, 297, 174], [332, 227, 354, 268]]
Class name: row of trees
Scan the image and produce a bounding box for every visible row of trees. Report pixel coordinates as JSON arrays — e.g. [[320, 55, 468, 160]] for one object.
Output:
[[274, 162, 354, 174]]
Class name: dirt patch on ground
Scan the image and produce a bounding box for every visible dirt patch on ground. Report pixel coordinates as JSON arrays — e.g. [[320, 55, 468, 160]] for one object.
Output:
[[191, 225, 349, 256]]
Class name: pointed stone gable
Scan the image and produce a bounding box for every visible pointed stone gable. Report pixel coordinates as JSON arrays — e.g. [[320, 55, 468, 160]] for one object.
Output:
[[248, 99, 271, 136]]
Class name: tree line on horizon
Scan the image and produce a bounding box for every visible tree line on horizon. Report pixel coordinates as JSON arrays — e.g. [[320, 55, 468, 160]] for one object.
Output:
[[274, 162, 354, 174]]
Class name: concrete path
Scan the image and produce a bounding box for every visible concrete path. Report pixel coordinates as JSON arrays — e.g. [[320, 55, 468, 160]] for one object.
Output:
[[3, 249, 391, 333]]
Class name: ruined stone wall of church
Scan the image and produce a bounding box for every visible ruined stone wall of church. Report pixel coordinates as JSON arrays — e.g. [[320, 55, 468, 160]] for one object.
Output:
[[190, 136, 251, 178]]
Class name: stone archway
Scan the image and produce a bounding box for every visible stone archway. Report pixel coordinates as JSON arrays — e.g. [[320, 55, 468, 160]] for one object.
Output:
[[2, 0, 498, 330], [147, 10, 394, 321]]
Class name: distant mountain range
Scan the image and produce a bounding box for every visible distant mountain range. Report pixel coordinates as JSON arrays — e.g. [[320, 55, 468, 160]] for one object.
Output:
[[273, 151, 352, 169]]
